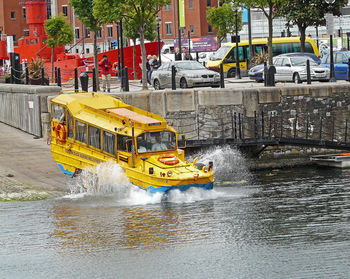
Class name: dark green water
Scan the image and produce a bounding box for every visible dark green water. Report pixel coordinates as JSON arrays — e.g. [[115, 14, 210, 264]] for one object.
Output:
[[1, 166, 350, 279]]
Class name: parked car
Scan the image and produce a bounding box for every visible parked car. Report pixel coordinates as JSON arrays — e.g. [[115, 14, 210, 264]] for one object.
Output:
[[322, 51, 350, 80], [151, 61, 220, 90], [248, 53, 329, 83]]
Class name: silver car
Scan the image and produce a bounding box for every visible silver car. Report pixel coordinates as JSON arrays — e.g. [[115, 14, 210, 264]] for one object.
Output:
[[273, 55, 330, 83], [151, 61, 220, 90]]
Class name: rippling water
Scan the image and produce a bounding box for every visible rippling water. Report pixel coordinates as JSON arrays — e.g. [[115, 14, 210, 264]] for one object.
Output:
[[1, 148, 350, 278]]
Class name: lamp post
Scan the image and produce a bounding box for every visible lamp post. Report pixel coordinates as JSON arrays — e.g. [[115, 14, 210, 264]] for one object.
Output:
[[156, 17, 162, 66], [325, 0, 336, 82], [235, 9, 241, 79]]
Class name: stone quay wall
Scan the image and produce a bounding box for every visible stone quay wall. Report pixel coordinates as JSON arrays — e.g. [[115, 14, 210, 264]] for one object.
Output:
[[0, 84, 61, 138]]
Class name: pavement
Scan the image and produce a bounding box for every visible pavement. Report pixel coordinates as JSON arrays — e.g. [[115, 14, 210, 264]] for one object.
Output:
[[0, 122, 68, 201]]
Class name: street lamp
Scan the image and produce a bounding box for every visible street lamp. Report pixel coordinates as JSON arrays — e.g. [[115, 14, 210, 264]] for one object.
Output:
[[325, 0, 336, 82], [156, 17, 162, 66]]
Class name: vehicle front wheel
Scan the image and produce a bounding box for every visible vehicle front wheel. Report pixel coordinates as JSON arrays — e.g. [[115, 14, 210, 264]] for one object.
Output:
[[293, 73, 302, 84], [153, 79, 161, 90], [180, 78, 188, 89]]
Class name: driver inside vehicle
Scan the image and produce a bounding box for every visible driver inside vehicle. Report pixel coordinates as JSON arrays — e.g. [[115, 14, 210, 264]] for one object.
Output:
[[152, 134, 167, 151]]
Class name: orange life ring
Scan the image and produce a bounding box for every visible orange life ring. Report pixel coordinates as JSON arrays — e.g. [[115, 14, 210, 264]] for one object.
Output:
[[56, 123, 66, 143], [340, 153, 350, 156], [158, 154, 179, 165]]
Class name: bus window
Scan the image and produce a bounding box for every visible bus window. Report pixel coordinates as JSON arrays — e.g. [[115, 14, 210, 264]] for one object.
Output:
[[67, 111, 74, 139], [272, 43, 282, 56], [52, 104, 65, 122], [103, 131, 115, 154], [75, 121, 87, 144], [305, 42, 313, 53], [254, 44, 266, 54], [225, 46, 245, 62], [89, 126, 101, 149], [292, 42, 301, 52]]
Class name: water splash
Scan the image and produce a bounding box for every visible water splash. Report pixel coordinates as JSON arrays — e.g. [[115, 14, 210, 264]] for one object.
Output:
[[189, 145, 251, 183]]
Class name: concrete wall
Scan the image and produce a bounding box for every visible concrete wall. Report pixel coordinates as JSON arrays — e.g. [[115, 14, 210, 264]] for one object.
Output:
[[0, 84, 61, 138]]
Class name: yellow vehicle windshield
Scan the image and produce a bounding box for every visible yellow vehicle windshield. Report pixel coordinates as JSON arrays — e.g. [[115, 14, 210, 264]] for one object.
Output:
[[137, 131, 176, 153]]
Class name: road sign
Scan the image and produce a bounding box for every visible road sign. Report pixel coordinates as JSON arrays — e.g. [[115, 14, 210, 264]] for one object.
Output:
[[325, 13, 334, 36]]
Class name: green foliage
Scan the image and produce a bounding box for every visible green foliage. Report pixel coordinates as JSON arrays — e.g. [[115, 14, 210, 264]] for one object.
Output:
[[207, 4, 242, 45], [44, 14, 74, 48], [70, 0, 101, 32], [27, 58, 48, 79]]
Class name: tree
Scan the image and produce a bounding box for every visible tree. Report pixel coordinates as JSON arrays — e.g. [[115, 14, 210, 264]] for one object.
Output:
[[44, 14, 74, 82], [206, 3, 242, 47], [279, 0, 346, 52], [93, 0, 170, 90], [234, 0, 286, 65], [70, 0, 102, 89]]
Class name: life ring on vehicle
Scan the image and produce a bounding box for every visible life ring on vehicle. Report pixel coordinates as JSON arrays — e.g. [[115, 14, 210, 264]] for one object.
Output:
[[56, 123, 66, 143], [158, 154, 179, 165], [340, 153, 350, 156]]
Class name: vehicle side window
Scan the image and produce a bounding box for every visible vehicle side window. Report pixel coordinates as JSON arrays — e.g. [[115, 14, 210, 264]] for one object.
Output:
[[281, 58, 290, 66], [103, 131, 115, 155], [67, 110, 74, 139], [75, 121, 87, 144], [274, 58, 282, 66], [305, 42, 313, 53], [117, 134, 131, 152], [335, 53, 343, 64], [52, 104, 65, 122], [89, 126, 101, 149]]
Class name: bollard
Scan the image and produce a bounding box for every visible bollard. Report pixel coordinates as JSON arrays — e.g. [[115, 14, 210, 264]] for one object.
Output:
[[124, 67, 129, 92], [57, 68, 61, 87], [10, 67, 14, 84], [171, 65, 176, 90], [266, 65, 276, 86], [220, 63, 225, 88], [74, 68, 79, 92], [54, 66, 57, 84], [25, 67, 29, 85], [196, 51, 199, 61], [41, 68, 45, 85], [348, 58, 350, 82], [120, 67, 124, 91], [263, 61, 267, 86], [92, 68, 97, 92], [80, 71, 89, 92], [306, 59, 311, 84]]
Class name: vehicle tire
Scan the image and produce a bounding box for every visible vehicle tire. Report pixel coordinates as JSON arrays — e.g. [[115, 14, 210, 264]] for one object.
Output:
[[293, 73, 302, 84], [154, 79, 161, 90], [227, 68, 236, 78], [180, 78, 188, 89]]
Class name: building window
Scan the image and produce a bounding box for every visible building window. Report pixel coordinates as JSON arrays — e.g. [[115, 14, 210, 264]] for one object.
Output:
[[23, 8, 26, 19], [165, 4, 171, 11], [207, 0, 211, 7], [24, 30, 29, 37], [75, 28, 80, 39], [107, 26, 113, 38], [13, 35, 16, 42], [165, 22, 172, 35], [11, 11, 15, 20], [62, 5, 68, 17], [189, 0, 194, 9], [190, 25, 194, 34], [47, 4, 52, 19], [85, 27, 90, 38], [208, 25, 213, 33], [96, 28, 102, 39], [86, 48, 90, 54]]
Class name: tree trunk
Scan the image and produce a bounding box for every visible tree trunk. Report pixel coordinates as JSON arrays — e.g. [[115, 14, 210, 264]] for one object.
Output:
[[268, 11, 273, 65], [51, 46, 55, 83], [93, 31, 100, 90], [299, 24, 306, 53], [139, 26, 148, 90], [132, 39, 137, 80]]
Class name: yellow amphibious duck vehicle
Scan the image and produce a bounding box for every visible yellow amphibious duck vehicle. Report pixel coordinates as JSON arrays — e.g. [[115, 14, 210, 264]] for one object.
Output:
[[50, 92, 214, 193]]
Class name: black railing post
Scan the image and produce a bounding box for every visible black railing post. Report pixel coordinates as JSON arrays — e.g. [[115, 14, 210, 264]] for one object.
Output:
[[92, 68, 97, 92], [41, 68, 45, 85], [220, 63, 225, 88], [241, 114, 245, 140], [57, 68, 61, 87], [269, 112, 272, 139], [293, 113, 298, 138], [254, 111, 258, 139], [261, 111, 265, 139], [55, 66, 57, 84], [234, 112, 237, 139], [74, 68, 79, 92], [332, 116, 335, 141], [319, 117, 323, 141], [171, 65, 176, 90], [263, 61, 267, 87], [124, 67, 129, 92], [306, 113, 309, 139], [10, 67, 14, 84], [306, 59, 311, 84], [345, 119, 348, 142], [280, 110, 283, 138], [348, 58, 350, 82], [238, 113, 242, 140], [25, 67, 29, 85]]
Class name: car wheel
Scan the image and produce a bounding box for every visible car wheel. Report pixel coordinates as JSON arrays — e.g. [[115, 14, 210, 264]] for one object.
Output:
[[153, 79, 161, 90], [180, 78, 188, 89], [227, 68, 236, 78], [293, 73, 302, 84]]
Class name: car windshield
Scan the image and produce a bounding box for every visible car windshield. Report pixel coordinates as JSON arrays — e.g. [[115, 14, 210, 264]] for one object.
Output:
[[176, 62, 206, 70], [290, 57, 318, 66], [210, 46, 231, 61], [136, 131, 176, 153]]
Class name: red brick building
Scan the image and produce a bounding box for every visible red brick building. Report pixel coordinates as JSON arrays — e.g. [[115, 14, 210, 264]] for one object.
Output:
[[158, 0, 219, 49]]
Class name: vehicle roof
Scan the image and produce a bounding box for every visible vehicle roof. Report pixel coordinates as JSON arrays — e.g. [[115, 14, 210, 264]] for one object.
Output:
[[223, 37, 314, 47]]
